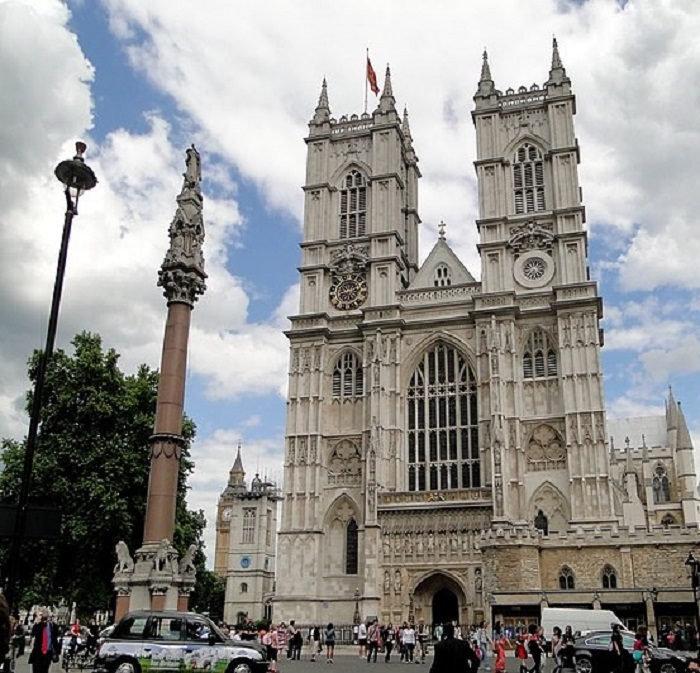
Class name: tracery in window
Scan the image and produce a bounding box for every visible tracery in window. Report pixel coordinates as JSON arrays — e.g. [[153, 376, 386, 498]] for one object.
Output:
[[602, 564, 617, 589], [526, 425, 566, 472], [513, 143, 546, 214], [523, 328, 557, 379], [406, 342, 479, 492], [434, 264, 452, 287], [242, 508, 256, 544], [332, 352, 363, 400], [339, 170, 367, 239], [653, 464, 671, 504], [346, 519, 358, 574], [558, 566, 575, 590]]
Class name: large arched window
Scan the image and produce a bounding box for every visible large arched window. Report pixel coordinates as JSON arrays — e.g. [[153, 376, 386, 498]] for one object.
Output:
[[406, 342, 479, 492], [339, 170, 367, 239], [332, 352, 363, 400], [513, 143, 546, 214], [523, 328, 557, 379], [558, 566, 575, 590], [346, 519, 358, 574], [602, 565, 617, 589]]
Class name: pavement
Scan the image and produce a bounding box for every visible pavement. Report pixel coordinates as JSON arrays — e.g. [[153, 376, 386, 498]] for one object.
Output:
[[10, 646, 527, 673]]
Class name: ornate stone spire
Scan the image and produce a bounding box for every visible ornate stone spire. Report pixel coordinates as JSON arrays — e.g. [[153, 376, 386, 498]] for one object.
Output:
[[475, 50, 496, 97], [312, 78, 331, 124], [546, 37, 570, 87], [666, 386, 678, 429], [378, 65, 396, 113], [158, 145, 207, 306], [230, 442, 245, 484]]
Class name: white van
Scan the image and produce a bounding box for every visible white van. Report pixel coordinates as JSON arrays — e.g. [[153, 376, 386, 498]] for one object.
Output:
[[541, 607, 624, 642]]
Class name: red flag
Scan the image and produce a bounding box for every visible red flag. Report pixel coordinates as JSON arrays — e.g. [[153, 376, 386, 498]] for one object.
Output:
[[367, 57, 379, 96]]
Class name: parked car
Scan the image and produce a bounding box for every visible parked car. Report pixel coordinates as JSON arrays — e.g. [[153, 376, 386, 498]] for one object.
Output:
[[94, 610, 268, 673], [574, 629, 688, 673]]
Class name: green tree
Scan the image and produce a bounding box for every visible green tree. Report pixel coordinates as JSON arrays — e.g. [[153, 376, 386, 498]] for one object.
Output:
[[0, 331, 205, 614]]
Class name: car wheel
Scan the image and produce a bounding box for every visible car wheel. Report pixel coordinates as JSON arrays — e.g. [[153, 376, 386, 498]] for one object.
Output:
[[576, 656, 593, 673], [659, 664, 676, 673], [114, 658, 140, 673], [229, 660, 253, 673]]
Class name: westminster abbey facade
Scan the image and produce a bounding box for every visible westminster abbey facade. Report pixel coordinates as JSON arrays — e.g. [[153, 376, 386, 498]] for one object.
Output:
[[266, 42, 700, 634]]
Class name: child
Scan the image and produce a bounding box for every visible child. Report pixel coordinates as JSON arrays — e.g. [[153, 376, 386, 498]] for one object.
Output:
[[516, 634, 529, 673], [494, 630, 508, 673]]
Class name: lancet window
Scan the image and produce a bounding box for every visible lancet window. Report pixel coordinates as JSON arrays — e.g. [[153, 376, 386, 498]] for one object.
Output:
[[406, 342, 479, 492], [523, 328, 557, 379], [558, 565, 575, 590], [346, 519, 359, 574], [339, 170, 367, 239], [242, 508, 256, 544], [332, 352, 363, 400], [434, 264, 452, 287], [513, 143, 546, 214], [652, 464, 671, 504], [602, 565, 618, 589]]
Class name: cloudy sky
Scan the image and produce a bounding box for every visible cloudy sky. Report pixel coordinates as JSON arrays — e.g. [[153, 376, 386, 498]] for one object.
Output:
[[1, 0, 699, 562]]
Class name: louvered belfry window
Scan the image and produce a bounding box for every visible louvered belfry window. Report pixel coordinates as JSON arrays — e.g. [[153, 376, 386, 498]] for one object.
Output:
[[523, 328, 557, 380], [406, 342, 479, 492], [332, 352, 363, 400], [513, 143, 546, 214], [340, 170, 367, 239]]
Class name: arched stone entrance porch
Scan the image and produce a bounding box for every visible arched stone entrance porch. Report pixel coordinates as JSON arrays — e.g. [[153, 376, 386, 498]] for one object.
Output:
[[412, 571, 469, 628]]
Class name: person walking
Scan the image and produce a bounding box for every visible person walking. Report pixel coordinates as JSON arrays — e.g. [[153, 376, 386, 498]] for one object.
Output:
[[493, 623, 507, 673], [429, 622, 480, 673], [324, 623, 336, 664], [476, 621, 493, 671], [263, 625, 279, 672], [515, 633, 529, 673], [382, 623, 395, 663], [416, 619, 428, 664], [527, 624, 543, 673], [609, 624, 626, 673], [403, 623, 416, 663], [550, 626, 563, 673], [358, 621, 368, 659], [29, 610, 60, 673], [367, 620, 380, 663]]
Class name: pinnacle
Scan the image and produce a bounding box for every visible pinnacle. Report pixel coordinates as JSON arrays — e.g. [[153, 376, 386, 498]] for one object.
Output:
[[547, 36, 570, 86], [312, 77, 331, 124], [475, 49, 496, 97]]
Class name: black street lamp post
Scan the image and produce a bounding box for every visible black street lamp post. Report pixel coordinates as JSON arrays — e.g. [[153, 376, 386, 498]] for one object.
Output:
[[4, 143, 97, 611], [685, 552, 700, 633]]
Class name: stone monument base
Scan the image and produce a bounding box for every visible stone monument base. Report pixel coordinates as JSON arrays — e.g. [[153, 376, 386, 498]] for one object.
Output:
[[113, 539, 197, 620]]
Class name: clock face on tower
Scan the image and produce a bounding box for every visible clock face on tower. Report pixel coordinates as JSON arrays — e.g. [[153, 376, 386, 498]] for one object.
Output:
[[329, 273, 368, 311], [221, 508, 232, 521], [240, 555, 252, 569]]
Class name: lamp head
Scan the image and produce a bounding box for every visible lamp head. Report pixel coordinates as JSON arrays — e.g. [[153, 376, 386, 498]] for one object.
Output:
[[55, 141, 98, 201]]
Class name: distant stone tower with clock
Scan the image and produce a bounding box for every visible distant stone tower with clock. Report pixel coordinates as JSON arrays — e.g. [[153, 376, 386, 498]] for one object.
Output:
[[215, 446, 280, 624], [273, 42, 700, 634]]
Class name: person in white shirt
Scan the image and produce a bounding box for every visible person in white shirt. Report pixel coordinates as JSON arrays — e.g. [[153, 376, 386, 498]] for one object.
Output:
[[403, 623, 417, 663], [358, 621, 368, 659]]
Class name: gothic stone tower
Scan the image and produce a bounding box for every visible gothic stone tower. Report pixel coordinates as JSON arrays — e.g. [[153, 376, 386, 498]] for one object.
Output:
[[275, 44, 615, 627], [215, 446, 280, 624]]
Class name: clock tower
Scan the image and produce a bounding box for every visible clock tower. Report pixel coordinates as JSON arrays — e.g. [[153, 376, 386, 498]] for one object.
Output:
[[215, 445, 280, 624]]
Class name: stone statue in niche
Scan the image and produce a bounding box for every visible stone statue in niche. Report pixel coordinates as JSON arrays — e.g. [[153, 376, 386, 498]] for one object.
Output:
[[384, 571, 391, 593], [394, 570, 402, 593]]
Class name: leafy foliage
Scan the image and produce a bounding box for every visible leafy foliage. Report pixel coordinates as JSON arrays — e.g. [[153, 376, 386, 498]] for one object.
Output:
[[0, 332, 207, 615]]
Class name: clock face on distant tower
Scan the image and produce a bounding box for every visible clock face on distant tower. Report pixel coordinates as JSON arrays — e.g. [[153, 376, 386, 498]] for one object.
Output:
[[329, 273, 368, 311], [221, 508, 232, 521]]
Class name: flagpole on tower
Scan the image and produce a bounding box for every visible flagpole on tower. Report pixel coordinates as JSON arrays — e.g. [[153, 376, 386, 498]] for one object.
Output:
[[364, 47, 369, 114]]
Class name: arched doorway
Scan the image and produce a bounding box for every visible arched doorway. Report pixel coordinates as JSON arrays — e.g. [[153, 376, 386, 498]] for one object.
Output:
[[412, 571, 467, 627], [432, 587, 459, 626]]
